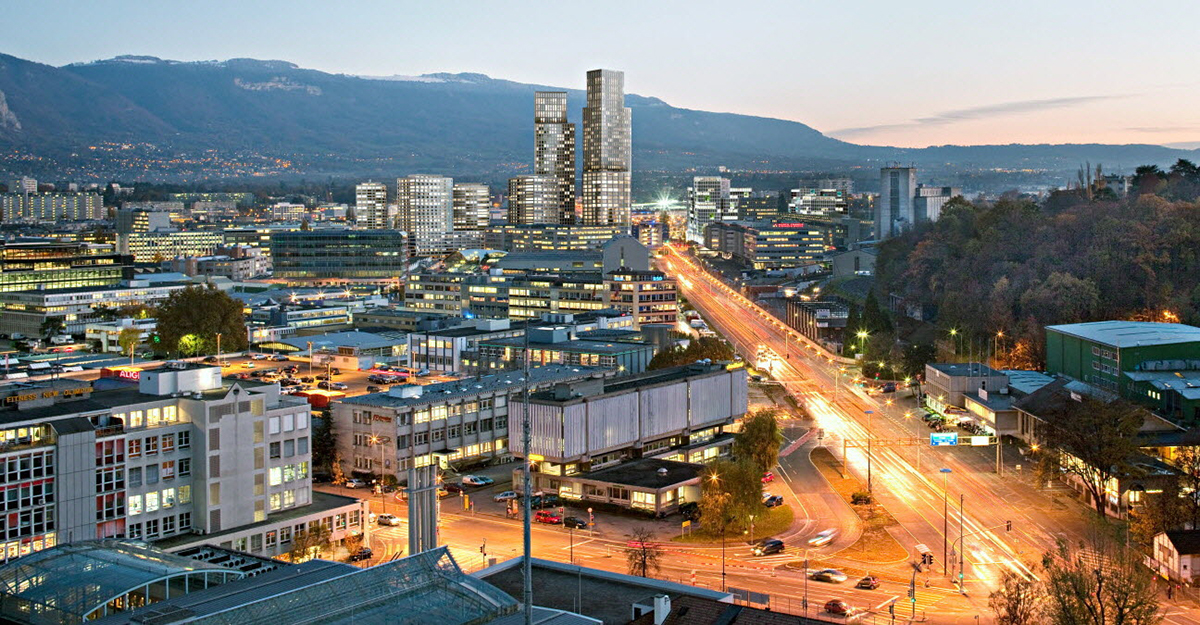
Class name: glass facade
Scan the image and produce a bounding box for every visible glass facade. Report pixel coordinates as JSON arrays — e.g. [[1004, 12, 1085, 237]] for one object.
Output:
[[581, 70, 632, 228], [534, 91, 576, 223], [271, 230, 408, 280]]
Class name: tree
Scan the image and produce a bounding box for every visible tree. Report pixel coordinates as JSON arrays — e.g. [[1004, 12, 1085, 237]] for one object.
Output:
[[699, 459, 762, 534], [1037, 397, 1144, 517], [39, 317, 65, 339], [312, 411, 337, 471], [1129, 477, 1188, 545], [342, 531, 364, 558], [1170, 446, 1200, 529], [900, 343, 937, 378], [989, 570, 1044, 625], [733, 409, 783, 476], [118, 327, 141, 364], [155, 285, 247, 356], [330, 451, 347, 485], [625, 527, 663, 577], [287, 524, 332, 563], [861, 291, 893, 335], [647, 336, 735, 370], [1042, 532, 1163, 625]]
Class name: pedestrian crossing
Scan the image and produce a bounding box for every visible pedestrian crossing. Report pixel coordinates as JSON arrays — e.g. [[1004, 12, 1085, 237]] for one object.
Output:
[[875, 587, 956, 616]]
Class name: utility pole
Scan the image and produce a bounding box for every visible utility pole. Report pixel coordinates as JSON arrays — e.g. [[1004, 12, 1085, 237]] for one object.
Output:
[[866, 410, 874, 493], [521, 326, 532, 625], [958, 493, 965, 589], [940, 468, 951, 577]]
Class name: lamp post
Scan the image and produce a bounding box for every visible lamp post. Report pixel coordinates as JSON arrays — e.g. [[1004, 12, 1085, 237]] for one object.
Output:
[[215, 333, 222, 367], [940, 468, 952, 577], [856, 330, 869, 358], [865, 410, 875, 492], [369, 434, 390, 514]]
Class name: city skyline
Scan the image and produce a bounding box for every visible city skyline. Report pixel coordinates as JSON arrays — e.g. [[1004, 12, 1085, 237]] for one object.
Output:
[[1, 1, 1198, 149]]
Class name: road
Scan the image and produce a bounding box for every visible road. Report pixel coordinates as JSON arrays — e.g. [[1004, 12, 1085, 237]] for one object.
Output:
[[656, 246, 1200, 623]]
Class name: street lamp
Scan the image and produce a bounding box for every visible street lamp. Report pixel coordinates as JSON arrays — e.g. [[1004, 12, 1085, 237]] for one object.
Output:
[[856, 330, 869, 356], [940, 468, 952, 577], [369, 434, 390, 513], [709, 473, 727, 592], [215, 333, 222, 366]]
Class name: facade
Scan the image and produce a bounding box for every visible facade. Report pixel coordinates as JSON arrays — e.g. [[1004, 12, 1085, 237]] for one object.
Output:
[[511, 363, 748, 514], [270, 203, 305, 221], [355, 182, 389, 230], [484, 224, 625, 252], [605, 268, 677, 328], [1152, 531, 1200, 583], [270, 230, 408, 281], [632, 221, 669, 248], [506, 175, 560, 225], [789, 188, 847, 215], [451, 183, 489, 231], [0, 279, 192, 336], [408, 319, 525, 373], [687, 177, 732, 243], [477, 326, 655, 374], [334, 366, 605, 481], [223, 225, 303, 257], [830, 247, 878, 278], [1046, 321, 1200, 424], [534, 91, 576, 223], [397, 174, 454, 257], [876, 166, 917, 240], [785, 298, 849, 349], [86, 318, 157, 354], [0, 364, 365, 563], [0, 193, 104, 223], [168, 245, 271, 281], [405, 272, 469, 315], [580, 69, 631, 228], [703, 220, 829, 269], [913, 184, 961, 222], [490, 274, 610, 320], [923, 363, 1010, 410], [118, 230, 223, 262], [735, 196, 780, 222], [0, 241, 131, 294]]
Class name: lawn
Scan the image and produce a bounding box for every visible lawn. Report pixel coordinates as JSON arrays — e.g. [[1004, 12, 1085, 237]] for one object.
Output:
[[671, 504, 795, 544], [808, 447, 910, 564]]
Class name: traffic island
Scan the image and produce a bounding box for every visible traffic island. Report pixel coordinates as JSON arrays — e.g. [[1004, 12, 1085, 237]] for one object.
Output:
[[809, 447, 909, 563], [669, 505, 794, 544]]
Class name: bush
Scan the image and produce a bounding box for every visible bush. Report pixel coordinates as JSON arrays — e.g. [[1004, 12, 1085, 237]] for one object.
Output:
[[851, 491, 873, 505]]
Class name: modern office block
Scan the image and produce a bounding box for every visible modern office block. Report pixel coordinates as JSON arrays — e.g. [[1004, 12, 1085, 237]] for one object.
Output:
[[580, 70, 631, 229], [534, 91, 576, 223]]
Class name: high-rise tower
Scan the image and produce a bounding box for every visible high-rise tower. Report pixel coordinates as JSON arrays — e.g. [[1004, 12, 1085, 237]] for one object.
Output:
[[580, 69, 631, 229], [534, 92, 576, 224], [452, 183, 490, 231], [876, 166, 916, 240], [355, 182, 388, 229], [397, 174, 454, 256]]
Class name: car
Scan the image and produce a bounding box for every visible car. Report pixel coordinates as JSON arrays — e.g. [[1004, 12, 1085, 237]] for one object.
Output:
[[811, 569, 848, 583], [317, 381, 332, 390], [271, 354, 289, 361], [366, 385, 382, 393], [680, 501, 701, 522], [377, 513, 402, 526], [284, 366, 299, 373], [348, 547, 374, 562], [241, 362, 256, 369], [881, 382, 897, 393], [443, 483, 465, 494], [301, 376, 315, 383], [534, 510, 562, 524], [752, 539, 785, 556], [494, 491, 519, 502], [808, 529, 838, 547], [824, 599, 851, 616], [328, 382, 348, 390], [856, 575, 880, 590], [375, 364, 393, 371], [330, 368, 342, 375], [251, 353, 268, 360], [416, 368, 430, 377], [203, 356, 219, 363], [761, 471, 775, 483], [763, 495, 785, 508], [563, 516, 588, 529], [312, 472, 332, 484], [316, 374, 330, 381], [462, 475, 494, 486], [234, 373, 252, 380], [344, 479, 367, 489]]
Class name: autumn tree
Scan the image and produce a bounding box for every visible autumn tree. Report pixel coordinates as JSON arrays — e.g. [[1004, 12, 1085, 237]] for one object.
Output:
[[989, 571, 1044, 625], [1171, 445, 1200, 528], [625, 527, 663, 577], [118, 327, 141, 364], [154, 285, 248, 357], [699, 459, 762, 534], [287, 524, 332, 563], [1129, 477, 1188, 545], [1037, 396, 1144, 517], [1042, 532, 1163, 625], [647, 336, 734, 370], [733, 409, 783, 476]]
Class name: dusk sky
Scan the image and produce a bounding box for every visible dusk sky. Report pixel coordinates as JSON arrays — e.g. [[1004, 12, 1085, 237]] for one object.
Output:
[[4, 0, 1198, 148]]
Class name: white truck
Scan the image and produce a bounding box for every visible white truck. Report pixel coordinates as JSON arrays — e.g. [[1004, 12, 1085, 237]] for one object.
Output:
[[50, 335, 74, 346]]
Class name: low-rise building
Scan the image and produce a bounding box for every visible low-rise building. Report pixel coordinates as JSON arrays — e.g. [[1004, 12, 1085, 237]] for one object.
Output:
[[605, 268, 677, 328], [1152, 530, 1200, 583], [168, 245, 271, 281], [703, 220, 829, 269], [118, 230, 224, 262], [477, 325, 655, 374], [0, 278, 194, 337], [333, 365, 607, 481], [271, 229, 408, 283], [85, 318, 158, 354], [923, 363, 1010, 412], [785, 298, 849, 350]]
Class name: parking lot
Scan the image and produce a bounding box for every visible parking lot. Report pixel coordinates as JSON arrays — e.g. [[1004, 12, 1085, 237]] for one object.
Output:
[[212, 353, 459, 399]]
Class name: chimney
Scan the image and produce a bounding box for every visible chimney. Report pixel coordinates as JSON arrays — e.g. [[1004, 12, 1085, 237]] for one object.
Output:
[[653, 595, 671, 625]]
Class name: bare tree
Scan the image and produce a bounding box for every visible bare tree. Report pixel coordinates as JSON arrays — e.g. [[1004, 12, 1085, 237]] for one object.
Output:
[[1042, 529, 1163, 625], [287, 524, 332, 563], [1038, 397, 1143, 517], [989, 571, 1044, 625], [625, 527, 663, 578]]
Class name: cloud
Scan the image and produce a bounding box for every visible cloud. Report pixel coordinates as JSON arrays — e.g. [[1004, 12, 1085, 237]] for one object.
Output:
[[1126, 126, 1198, 134], [830, 94, 1129, 138]]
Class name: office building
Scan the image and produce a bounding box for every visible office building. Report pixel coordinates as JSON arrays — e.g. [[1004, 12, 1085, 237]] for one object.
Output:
[[914, 184, 961, 222], [0, 240, 132, 293], [269, 203, 305, 222], [0, 363, 365, 564], [405, 273, 470, 315], [790, 187, 848, 215], [477, 325, 655, 374], [114, 208, 173, 234], [334, 365, 604, 481], [785, 298, 850, 350], [354, 182, 389, 230], [735, 196, 780, 222], [168, 244, 271, 281], [510, 363, 748, 514], [506, 175, 559, 225], [451, 183, 489, 231], [271, 230, 408, 282], [687, 177, 732, 243], [8, 177, 36, 194], [119, 231, 224, 263], [534, 91, 576, 223], [876, 166, 917, 240], [632, 221, 669, 248], [397, 174, 454, 257], [484, 223, 625, 252], [580, 69, 632, 228], [605, 267, 677, 328], [2, 193, 104, 223], [0, 277, 193, 336], [703, 220, 829, 269]]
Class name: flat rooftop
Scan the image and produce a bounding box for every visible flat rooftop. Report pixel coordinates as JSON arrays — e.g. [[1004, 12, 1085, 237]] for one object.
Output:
[[581, 458, 703, 491], [481, 336, 653, 355], [1047, 321, 1200, 348], [155, 491, 361, 550], [1002, 370, 1056, 396], [927, 362, 1004, 378], [339, 365, 610, 409]]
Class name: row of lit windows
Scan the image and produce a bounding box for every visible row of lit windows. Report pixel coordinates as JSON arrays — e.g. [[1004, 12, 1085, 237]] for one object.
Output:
[[128, 485, 191, 515]]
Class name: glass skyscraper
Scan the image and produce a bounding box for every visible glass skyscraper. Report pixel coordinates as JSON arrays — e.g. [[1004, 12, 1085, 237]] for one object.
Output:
[[534, 91, 576, 224], [580, 69, 631, 229]]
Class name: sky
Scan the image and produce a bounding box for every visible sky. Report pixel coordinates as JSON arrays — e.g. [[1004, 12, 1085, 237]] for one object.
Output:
[[3, 0, 1198, 149]]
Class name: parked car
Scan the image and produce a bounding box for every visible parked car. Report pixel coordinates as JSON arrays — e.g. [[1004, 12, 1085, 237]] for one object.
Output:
[[534, 510, 562, 524], [203, 356, 219, 363], [462, 475, 494, 486], [251, 353, 268, 360], [348, 547, 374, 562], [808, 529, 838, 547], [312, 472, 332, 484], [443, 483, 465, 494], [811, 569, 848, 583], [564, 516, 588, 529], [366, 385, 382, 393], [328, 382, 348, 390], [301, 376, 315, 383], [271, 354, 289, 361], [344, 479, 367, 489], [763, 495, 785, 508], [856, 575, 880, 590], [824, 599, 851, 616], [317, 381, 332, 390], [377, 513, 402, 526], [375, 364, 393, 371], [881, 382, 897, 393], [241, 362, 255, 369], [330, 368, 342, 375], [494, 491, 518, 502], [416, 368, 430, 377], [761, 471, 775, 483], [752, 539, 785, 556]]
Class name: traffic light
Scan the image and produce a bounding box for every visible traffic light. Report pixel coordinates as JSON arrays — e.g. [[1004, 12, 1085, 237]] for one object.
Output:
[[1006, 520, 1012, 532]]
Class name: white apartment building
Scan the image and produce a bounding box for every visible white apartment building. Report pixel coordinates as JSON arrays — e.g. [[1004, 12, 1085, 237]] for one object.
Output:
[[397, 174, 455, 257], [355, 182, 389, 230]]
